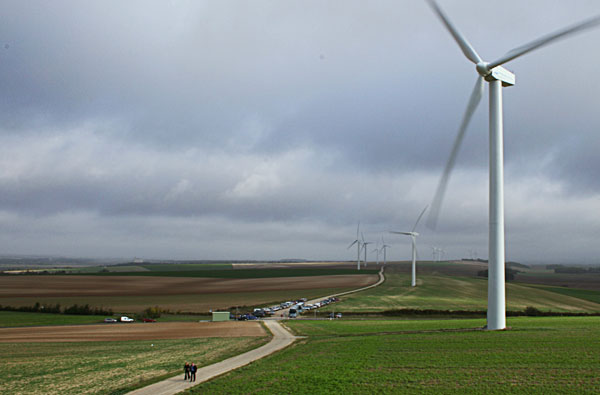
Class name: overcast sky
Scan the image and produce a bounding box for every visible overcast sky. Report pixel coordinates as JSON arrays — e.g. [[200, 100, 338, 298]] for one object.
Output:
[[0, 0, 599, 264]]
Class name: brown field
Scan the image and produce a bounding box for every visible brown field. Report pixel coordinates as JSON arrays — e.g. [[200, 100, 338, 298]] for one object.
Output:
[[0, 274, 378, 312], [0, 274, 376, 297], [0, 321, 265, 343]]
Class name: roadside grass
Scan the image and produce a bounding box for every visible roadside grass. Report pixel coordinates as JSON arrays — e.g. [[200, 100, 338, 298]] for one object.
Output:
[[187, 317, 600, 394], [76, 268, 379, 278], [319, 273, 600, 313], [0, 311, 105, 327], [0, 336, 268, 395], [0, 287, 361, 316]]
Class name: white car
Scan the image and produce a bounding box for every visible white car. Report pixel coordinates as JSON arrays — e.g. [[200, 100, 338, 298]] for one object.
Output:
[[120, 316, 134, 322]]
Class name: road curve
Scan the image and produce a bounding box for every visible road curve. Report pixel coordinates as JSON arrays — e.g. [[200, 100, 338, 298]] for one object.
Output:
[[275, 265, 386, 317], [128, 266, 386, 394], [127, 320, 296, 395]]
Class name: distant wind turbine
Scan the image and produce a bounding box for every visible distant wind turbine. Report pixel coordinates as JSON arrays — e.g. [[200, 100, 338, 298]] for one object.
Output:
[[347, 222, 362, 270], [361, 233, 373, 268], [381, 237, 390, 266], [391, 206, 428, 287], [426, 0, 600, 330], [373, 241, 380, 266]]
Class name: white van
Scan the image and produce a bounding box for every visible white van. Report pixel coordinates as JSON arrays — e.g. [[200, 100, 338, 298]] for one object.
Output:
[[120, 316, 134, 322]]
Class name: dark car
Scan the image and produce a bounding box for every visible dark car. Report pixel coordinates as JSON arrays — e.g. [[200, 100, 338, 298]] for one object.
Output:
[[104, 318, 117, 323], [142, 318, 156, 323]]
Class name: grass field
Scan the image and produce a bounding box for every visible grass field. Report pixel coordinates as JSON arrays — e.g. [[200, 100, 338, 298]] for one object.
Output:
[[187, 317, 600, 394], [0, 311, 106, 327], [320, 272, 600, 313], [0, 335, 268, 395]]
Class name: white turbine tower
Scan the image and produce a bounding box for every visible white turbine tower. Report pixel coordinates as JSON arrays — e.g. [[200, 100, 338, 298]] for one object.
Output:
[[361, 233, 373, 268], [381, 237, 390, 266], [426, 0, 600, 330], [347, 223, 362, 271], [391, 206, 428, 287]]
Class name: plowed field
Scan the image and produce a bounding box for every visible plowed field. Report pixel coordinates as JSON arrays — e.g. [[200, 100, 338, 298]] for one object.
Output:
[[0, 274, 377, 298], [0, 321, 265, 342]]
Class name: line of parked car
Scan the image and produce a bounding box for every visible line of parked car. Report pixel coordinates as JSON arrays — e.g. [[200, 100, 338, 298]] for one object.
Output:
[[241, 297, 340, 320]]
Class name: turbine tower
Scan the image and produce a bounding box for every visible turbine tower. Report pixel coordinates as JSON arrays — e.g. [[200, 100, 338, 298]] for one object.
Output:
[[426, 0, 600, 330], [347, 222, 362, 271], [391, 206, 428, 287]]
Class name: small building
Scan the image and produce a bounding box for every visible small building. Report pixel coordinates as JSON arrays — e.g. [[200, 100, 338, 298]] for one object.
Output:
[[212, 311, 230, 322]]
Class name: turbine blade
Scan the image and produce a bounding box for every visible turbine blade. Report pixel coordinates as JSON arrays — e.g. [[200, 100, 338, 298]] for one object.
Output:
[[426, 76, 484, 230], [426, 0, 482, 64], [412, 205, 429, 232], [390, 231, 412, 236], [488, 14, 600, 69], [347, 240, 358, 249]]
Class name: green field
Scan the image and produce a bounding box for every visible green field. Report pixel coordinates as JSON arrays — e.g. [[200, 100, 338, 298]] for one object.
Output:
[[529, 285, 600, 304], [188, 317, 600, 394], [0, 336, 268, 395], [0, 311, 107, 327], [320, 272, 600, 313]]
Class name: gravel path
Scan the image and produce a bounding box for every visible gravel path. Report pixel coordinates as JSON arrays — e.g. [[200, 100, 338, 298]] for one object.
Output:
[[126, 320, 296, 395]]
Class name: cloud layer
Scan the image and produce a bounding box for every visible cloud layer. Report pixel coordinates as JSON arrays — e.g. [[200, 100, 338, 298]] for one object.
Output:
[[0, 0, 599, 263]]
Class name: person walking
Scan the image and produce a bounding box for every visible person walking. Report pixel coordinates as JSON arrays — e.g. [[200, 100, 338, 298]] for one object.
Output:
[[190, 362, 197, 382], [184, 362, 190, 380]]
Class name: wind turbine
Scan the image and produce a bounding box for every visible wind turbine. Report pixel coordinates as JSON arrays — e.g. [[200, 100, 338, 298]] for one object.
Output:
[[347, 222, 362, 271], [380, 237, 390, 266], [391, 206, 428, 287], [373, 241, 381, 266], [426, 0, 600, 330], [361, 233, 373, 268]]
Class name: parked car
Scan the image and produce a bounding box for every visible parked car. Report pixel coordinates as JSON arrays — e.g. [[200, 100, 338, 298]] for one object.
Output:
[[142, 318, 156, 323], [120, 316, 134, 322], [104, 318, 117, 323], [289, 308, 297, 318]]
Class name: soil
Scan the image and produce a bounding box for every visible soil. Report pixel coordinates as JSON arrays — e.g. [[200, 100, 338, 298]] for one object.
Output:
[[0, 321, 265, 343], [0, 274, 378, 298]]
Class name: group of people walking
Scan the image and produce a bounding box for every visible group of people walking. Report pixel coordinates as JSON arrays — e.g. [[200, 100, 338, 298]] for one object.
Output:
[[183, 362, 197, 382]]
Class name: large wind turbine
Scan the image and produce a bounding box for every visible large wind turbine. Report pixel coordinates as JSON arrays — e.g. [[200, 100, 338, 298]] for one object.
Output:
[[391, 206, 428, 287], [347, 223, 362, 270], [426, 0, 600, 330]]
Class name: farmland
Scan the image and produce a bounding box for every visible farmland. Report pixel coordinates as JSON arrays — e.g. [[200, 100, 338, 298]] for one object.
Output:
[[188, 317, 600, 394], [0, 268, 379, 314], [0, 335, 269, 395], [318, 263, 600, 313]]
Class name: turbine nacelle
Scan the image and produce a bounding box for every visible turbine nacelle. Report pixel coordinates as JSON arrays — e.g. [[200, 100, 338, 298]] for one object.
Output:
[[476, 62, 515, 86]]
